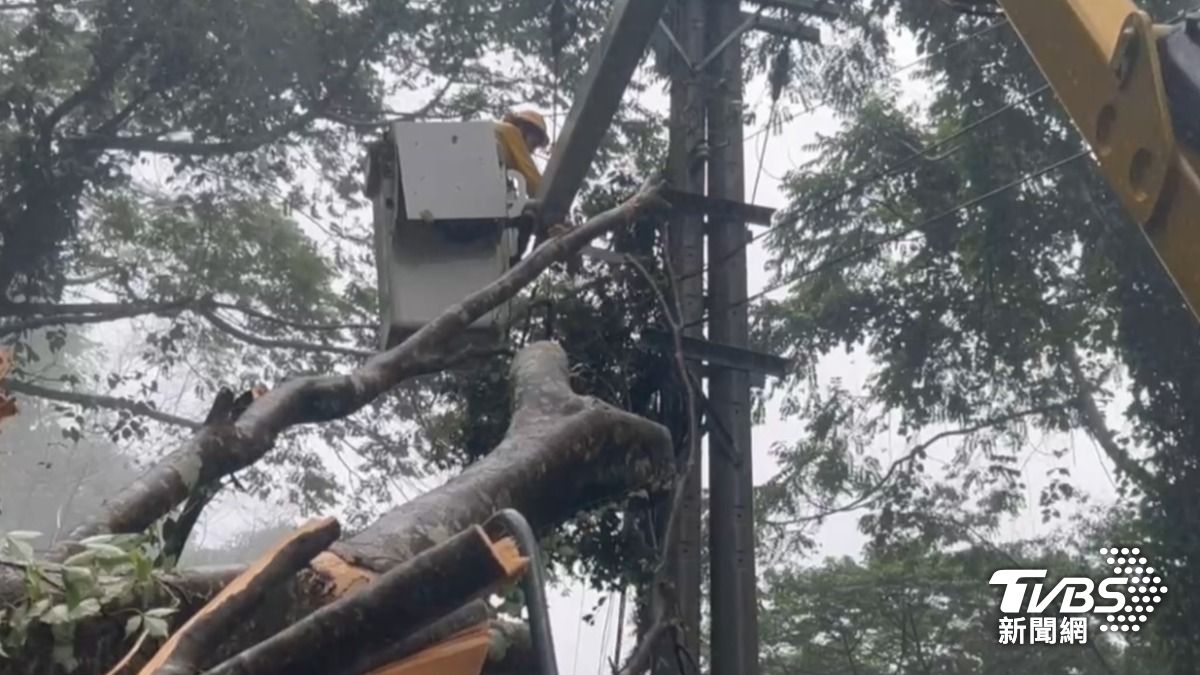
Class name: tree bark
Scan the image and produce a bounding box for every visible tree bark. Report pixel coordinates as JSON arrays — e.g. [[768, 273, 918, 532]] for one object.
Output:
[[202, 527, 521, 675], [140, 518, 340, 675], [335, 341, 675, 571], [0, 339, 674, 675], [333, 601, 492, 675], [57, 179, 665, 548]]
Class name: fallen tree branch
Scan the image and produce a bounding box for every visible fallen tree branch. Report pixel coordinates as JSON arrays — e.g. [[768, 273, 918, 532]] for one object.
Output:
[[5, 379, 202, 429], [203, 526, 524, 675], [1, 338, 674, 672], [140, 517, 340, 675], [60, 177, 665, 544], [332, 600, 492, 675], [334, 340, 675, 570]]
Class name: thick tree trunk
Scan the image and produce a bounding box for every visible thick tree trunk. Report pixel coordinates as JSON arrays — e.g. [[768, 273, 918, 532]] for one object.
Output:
[[335, 342, 676, 571], [0, 341, 674, 675]]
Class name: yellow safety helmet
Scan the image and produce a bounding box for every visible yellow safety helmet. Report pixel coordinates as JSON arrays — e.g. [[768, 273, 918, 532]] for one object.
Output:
[[505, 109, 550, 148]]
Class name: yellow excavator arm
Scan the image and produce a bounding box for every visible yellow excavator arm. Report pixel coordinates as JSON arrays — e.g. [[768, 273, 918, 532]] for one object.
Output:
[[997, 0, 1200, 318]]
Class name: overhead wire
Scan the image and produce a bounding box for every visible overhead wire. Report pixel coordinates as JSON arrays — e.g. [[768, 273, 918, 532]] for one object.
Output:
[[693, 20, 1032, 291], [681, 147, 1090, 329], [595, 593, 615, 675], [682, 81, 1053, 283], [742, 17, 1011, 147], [750, 101, 776, 204], [684, 4, 1200, 324]]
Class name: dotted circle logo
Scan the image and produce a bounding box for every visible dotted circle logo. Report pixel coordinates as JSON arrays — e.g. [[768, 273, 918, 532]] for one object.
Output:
[[1098, 547, 1166, 633]]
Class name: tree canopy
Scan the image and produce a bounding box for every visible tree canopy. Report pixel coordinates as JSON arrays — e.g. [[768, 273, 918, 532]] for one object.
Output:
[[2, 0, 1199, 673]]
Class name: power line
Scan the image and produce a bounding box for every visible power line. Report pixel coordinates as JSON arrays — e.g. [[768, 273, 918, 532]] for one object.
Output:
[[684, 81, 1053, 283], [750, 101, 778, 204], [699, 4, 1200, 316], [595, 593, 616, 675], [691, 4, 1198, 321], [571, 581, 588, 675], [682, 148, 1089, 329], [743, 18, 1011, 147]]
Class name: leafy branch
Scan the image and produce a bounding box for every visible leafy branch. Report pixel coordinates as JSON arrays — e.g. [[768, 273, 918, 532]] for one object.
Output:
[[0, 529, 179, 672]]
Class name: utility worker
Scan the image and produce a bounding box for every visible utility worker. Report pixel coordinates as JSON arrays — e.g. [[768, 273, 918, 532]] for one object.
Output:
[[495, 109, 550, 197], [495, 109, 566, 264]]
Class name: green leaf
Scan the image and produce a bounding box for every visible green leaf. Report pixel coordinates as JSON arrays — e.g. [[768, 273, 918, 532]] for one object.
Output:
[[62, 566, 96, 609], [5, 531, 41, 541], [100, 577, 136, 604], [5, 538, 34, 562], [62, 550, 98, 567], [39, 604, 71, 625], [145, 607, 178, 618], [27, 598, 51, 619], [124, 615, 143, 638], [132, 550, 153, 583], [144, 616, 170, 639], [78, 534, 116, 546], [83, 542, 129, 559], [68, 598, 101, 621]]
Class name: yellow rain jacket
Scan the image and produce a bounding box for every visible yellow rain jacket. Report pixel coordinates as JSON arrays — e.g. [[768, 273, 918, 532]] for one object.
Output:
[[494, 121, 542, 196]]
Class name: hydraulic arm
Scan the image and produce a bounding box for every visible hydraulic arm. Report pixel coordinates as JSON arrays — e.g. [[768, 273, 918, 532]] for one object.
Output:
[[998, 0, 1200, 318]]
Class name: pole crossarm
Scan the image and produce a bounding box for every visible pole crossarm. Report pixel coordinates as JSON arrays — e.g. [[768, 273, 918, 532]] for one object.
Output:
[[748, 0, 841, 20]]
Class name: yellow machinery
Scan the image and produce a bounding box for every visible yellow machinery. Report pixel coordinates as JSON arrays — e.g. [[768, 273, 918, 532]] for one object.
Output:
[[999, 0, 1200, 318]]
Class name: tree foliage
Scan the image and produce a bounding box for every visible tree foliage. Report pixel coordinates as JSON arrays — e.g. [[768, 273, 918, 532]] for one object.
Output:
[[755, 0, 1200, 671]]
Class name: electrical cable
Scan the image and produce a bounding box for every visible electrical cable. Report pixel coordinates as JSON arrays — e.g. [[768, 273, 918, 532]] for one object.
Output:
[[570, 581, 587, 675], [686, 4, 1198, 322], [751, 100, 777, 204], [595, 593, 615, 675], [683, 82, 1053, 283], [681, 148, 1090, 329], [743, 18, 1011, 147]]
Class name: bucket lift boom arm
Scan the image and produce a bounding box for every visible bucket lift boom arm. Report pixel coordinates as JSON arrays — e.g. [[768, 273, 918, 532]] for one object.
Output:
[[997, 0, 1200, 318]]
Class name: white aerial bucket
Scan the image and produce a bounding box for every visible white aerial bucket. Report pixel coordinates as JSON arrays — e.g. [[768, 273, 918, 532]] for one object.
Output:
[[368, 122, 526, 350]]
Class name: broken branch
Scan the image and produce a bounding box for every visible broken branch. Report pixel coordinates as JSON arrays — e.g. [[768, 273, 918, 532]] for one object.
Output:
[[61, 178, 665, 544], [140, 517, 340, 675], [202, 527, 523, 675]]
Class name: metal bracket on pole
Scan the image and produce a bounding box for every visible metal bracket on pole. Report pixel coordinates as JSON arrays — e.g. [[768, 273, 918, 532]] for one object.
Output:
[[662, 188, 777, 227], [642, 328, 791, 388], [658, 19, 695, 72], [748, 0, 841, 20], [744, 13, 821, 43], [697, 10, 761, 73], [697, 10, 819, 74]]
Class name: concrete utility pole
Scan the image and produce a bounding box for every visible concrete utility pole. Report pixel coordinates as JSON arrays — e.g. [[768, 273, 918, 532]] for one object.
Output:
[[658, 0, 707, 670], [703, 0, 759, 672], [535, 0, 822, 669]]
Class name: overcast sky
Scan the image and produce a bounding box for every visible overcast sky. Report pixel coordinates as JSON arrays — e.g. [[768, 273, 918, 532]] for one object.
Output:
[[62, 12, 1140, 675]]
